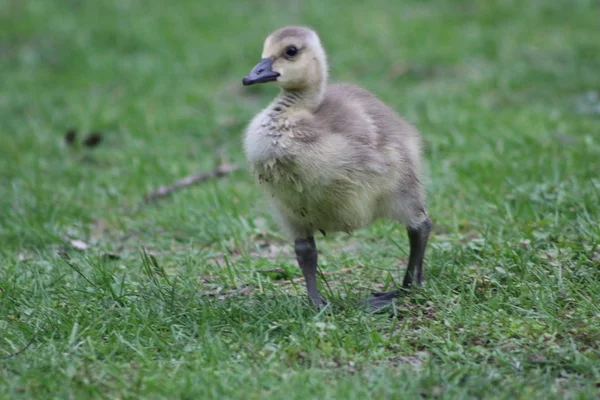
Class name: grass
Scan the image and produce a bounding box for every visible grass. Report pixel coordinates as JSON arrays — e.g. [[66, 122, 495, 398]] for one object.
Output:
[[1, 0, 600, 398]]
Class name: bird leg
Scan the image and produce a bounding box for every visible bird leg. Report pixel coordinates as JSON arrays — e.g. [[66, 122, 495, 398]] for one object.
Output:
[[359, 217, 431, 312], [294, 236, 327, 307], [403, 217, 432, 288]]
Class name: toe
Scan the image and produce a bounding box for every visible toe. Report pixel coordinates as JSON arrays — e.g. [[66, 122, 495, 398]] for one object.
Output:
[[310, 295, 328, 308]]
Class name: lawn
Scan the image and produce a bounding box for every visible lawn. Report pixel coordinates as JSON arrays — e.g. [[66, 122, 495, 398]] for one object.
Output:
[[1, 0, 600, 398]]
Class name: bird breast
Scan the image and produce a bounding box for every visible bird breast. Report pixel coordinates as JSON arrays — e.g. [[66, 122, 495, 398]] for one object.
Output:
[[245, 110, 292, 160], [243, 108, 316, 185]]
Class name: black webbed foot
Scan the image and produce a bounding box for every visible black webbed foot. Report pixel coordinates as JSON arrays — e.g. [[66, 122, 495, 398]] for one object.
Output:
[[357, 290, 400, 313]]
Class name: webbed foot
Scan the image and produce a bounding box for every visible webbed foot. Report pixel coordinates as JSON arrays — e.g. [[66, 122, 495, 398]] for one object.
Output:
[[309, 293, 328, 309], [357, 290, 400, 313]]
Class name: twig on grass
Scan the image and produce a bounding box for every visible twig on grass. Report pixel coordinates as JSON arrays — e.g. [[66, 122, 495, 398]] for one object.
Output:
[[0, 336, 36, 360], [220, 285, 253, 299], [273, 267, 359, 285], [144, 163, 238, 203], [203, 285, 254, 300]]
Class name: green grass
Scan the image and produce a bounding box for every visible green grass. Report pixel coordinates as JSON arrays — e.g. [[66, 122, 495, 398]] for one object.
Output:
[[1, 0, 600, 398]]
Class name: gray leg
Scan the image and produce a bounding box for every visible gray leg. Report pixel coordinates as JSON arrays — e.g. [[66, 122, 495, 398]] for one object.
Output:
[[403, 217, 432, 287], [295, 236, 327, 307], [358, 217, 431, 312]]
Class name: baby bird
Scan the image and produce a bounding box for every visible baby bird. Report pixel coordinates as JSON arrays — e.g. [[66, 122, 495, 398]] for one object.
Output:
[[242, 26, 432, 311]]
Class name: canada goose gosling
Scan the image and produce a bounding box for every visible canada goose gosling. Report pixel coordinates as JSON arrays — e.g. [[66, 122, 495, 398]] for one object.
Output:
[[242, 26, 432, 311]]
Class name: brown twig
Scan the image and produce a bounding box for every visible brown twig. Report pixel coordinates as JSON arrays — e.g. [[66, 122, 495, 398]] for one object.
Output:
[[273, 267, 359, 285], [144, 163, 238, 203]]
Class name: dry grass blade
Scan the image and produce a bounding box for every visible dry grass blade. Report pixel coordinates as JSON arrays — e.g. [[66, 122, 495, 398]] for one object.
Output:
[[68, 239, 89, 250]]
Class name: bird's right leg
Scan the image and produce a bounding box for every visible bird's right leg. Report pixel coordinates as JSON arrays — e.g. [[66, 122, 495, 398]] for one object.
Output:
[[358, 216, 432, 312], [294, 236, 327, 307], [402, 216, 432, 288]]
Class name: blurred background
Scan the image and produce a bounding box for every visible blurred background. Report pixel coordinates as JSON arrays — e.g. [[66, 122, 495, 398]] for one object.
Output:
[[1, 0, 599, 250]]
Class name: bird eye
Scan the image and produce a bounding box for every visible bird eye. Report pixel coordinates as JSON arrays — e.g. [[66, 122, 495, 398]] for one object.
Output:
[[284, 45, 298, 58]]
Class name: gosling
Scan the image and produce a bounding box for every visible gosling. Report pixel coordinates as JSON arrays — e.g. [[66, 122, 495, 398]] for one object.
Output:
[[242, 26, 432, 311]]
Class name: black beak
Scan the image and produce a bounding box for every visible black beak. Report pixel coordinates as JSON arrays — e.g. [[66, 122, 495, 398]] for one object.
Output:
[[242, 57, 280, 86]]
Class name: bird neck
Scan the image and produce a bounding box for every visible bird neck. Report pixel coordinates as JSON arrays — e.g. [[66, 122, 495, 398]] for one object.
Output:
[[277, 85, 325, 112]]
